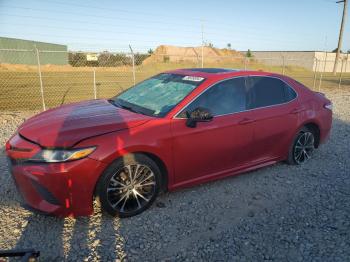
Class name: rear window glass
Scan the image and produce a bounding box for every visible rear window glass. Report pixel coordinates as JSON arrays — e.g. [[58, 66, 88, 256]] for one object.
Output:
[[246, 77, 296, 109]]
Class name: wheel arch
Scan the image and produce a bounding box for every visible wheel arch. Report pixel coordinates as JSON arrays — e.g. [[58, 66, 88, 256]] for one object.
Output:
[[94, 151, 169, 197], [301, 121, 321, 148], [133, 151, 169, 192]]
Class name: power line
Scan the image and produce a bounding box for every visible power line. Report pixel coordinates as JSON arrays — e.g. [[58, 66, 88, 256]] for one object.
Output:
[[0, 30, 201, 46], [0, 4, 337, 52], [0, 21, 314, 45], [0, 12, 319, 45], [1, 5, 296, 33], [0, 13, 200, 33], [0, 5, 200, 28], [0, 22, 201, 36], [33, 0, 203, 22]]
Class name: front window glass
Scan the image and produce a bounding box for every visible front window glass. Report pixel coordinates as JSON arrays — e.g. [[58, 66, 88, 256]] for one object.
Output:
[[178, 77, 247, 117], [110, 74, 204, 117]]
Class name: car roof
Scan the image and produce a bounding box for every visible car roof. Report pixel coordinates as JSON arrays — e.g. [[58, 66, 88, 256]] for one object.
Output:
[[165, 68, 283, 80], [182, 68, 238, 73]]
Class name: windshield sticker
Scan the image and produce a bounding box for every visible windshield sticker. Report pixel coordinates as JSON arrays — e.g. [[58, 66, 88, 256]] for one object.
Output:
[[182, 76, 204, 82]]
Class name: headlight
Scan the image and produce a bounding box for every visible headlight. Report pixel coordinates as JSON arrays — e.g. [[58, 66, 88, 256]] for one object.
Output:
[[29, 147, 96, 163], [324, 102, 333, 111]]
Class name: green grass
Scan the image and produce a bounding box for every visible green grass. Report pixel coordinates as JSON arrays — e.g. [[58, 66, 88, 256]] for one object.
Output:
[[0, 60, 349, 111]]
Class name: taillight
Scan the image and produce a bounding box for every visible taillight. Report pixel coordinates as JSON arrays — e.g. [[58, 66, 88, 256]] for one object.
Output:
[[324, 102, 333, 111]]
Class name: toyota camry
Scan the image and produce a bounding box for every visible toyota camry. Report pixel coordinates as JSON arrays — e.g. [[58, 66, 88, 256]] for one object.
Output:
[[5, 68, 332, 217]]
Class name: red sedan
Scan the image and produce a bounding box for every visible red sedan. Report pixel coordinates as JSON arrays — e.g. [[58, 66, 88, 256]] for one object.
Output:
[[5, 68, 332, 217]]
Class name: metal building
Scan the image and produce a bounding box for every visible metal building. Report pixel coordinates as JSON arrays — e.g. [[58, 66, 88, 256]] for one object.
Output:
[[0, 37, 68, 65], [246, 51, 350, 73]]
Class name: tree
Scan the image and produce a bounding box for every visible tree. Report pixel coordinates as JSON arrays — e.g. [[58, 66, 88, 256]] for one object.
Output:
[[203, 41, 214, 48], [147, 48, 154, 55], [227, 43, 231, 49], [98, 52, 130, 67], [246, 49, 253, 58], [134, 53, 150, 65], [68, 51, 150, 67], [68, 52, 87, 67]]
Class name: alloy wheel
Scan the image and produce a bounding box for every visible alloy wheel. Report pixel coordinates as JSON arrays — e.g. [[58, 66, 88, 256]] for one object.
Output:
[[293, 131, 315, 164], [106, 164, 156, 214]]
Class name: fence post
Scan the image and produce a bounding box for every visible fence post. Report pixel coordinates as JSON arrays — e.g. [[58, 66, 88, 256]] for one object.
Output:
[[318, 52, 328, 91], [201, 46, 204, 68], [339, 53, 349, 88], [129, 45, 136, 86], [35, 47, 46, 111], [338, 58, 345, 88], [344, 53, 349, 76], [93, 68, 97, 99], [313, 58, 318, 90], [282, 56, 285, 75]]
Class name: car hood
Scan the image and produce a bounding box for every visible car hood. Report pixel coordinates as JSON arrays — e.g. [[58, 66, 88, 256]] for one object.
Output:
[[18, 99, 152, 147]]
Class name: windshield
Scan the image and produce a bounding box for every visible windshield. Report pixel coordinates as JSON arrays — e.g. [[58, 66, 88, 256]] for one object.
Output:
[[110, 73, 205, 117]]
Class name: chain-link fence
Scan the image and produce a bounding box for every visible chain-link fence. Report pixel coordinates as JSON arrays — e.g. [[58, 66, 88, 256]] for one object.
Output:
[[1, 48, 349, 111]]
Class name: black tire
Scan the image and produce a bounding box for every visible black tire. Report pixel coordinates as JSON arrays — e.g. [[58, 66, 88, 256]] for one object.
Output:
[[287, 126, 315, 165], [96, 154, 161, 217]]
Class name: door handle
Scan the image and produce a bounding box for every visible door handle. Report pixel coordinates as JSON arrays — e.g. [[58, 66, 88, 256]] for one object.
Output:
[[289, 108, 304, 114], [238, 118, 255, 125]]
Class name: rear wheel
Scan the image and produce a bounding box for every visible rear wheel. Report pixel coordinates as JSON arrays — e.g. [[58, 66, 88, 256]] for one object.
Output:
[[287, 127, 315, 165], [96, 154, 161, 217]]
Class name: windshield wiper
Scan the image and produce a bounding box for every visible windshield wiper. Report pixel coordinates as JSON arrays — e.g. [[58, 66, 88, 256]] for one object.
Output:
[[108, 99, 136, 112], [118, 104, 140, 113], [108, 99, 149, 115]]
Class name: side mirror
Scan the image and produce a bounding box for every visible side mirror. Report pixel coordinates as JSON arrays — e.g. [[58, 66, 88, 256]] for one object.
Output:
[[186, 107, 213, 128]]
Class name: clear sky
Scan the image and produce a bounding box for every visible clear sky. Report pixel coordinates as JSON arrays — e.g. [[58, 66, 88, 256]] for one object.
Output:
[[0, 0, 349, 53]]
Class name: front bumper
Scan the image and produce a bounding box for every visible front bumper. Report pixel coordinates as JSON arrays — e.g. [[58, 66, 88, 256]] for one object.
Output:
[[6, 134, 107, 217], [8, 157, 107, 217]]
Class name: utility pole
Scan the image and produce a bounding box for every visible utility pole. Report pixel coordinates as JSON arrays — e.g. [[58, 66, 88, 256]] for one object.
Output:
[[201, 20, 204, 68], [333, 0, 348, 75]]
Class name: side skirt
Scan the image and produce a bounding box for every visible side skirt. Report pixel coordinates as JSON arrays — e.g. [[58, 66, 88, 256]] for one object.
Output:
[[168, 157, 282, 191]]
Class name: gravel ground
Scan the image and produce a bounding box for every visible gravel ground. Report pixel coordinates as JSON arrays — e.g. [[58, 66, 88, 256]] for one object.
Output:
[[0, 89, 349, 261]]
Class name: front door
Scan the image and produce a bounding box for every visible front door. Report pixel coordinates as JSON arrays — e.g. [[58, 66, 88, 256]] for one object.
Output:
[[171, 77, 256, 186]]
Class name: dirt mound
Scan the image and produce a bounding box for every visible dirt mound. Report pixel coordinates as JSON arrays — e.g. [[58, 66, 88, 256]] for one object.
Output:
[[143, 45, 243, 64]]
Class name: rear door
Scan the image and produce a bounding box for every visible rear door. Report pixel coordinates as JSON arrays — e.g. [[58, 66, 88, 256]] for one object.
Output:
[[171, 77, 256, 185], [246, 76, 299, 163]]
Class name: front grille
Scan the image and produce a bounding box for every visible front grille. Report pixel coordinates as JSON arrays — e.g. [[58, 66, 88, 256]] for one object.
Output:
[[8, 157, 35, 167]]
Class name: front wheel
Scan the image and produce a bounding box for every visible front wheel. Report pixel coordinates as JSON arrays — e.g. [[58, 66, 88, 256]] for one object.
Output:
[[96, 154, 161, 217], [287, 127, 315, 165]]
